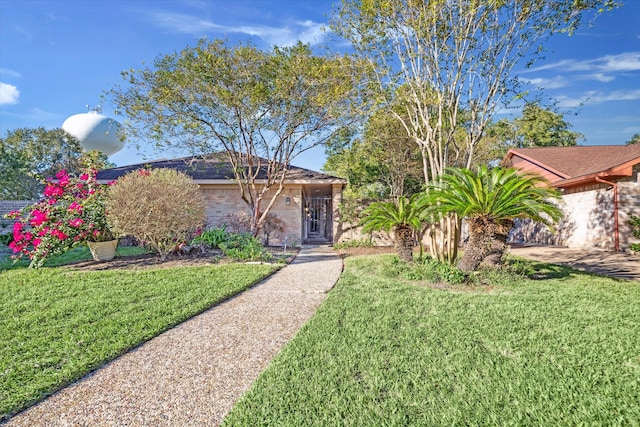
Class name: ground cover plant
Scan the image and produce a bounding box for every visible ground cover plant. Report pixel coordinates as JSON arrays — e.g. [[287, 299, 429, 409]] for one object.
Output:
[[224, 254, 640, 426], [0, 260, 278, 420]]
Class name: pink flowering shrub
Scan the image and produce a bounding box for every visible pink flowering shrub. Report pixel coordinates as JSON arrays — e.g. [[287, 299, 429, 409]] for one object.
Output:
[[5, 167, 114, 268]]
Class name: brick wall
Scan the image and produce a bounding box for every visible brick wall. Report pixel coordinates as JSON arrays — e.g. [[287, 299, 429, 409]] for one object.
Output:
[[509, 166, 640, 251], [0, 200, 34, 234], [200, 184, 303, 246]]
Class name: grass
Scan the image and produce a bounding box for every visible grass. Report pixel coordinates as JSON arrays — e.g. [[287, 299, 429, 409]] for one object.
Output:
[[0, 245, 149, 269], [224, 254, 640, 426], [0, 253, 279, 420]]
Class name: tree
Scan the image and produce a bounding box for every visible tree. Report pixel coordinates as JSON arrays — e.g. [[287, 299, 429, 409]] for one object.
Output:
[[360, 195, 423, 262], [484, 102, 584, 160], [422, 166, 562, 272], [332, 0, 617, 263], [324, 107, 423, 201], [0, 128, 85, 199], [109, 39, 367, 236], [626, 134, 640, 145]]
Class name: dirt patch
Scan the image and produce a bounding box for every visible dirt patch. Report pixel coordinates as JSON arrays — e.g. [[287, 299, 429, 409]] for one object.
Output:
[[69, 247, 300, 271]]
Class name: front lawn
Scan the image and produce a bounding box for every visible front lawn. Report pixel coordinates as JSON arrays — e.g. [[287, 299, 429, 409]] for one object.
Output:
[[0, 258, 278, 420], [224, 255, 640, 426]]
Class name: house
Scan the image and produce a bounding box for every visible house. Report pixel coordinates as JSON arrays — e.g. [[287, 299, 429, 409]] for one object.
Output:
[[503, 144, 640, 251], [97, 154, 347, 246]]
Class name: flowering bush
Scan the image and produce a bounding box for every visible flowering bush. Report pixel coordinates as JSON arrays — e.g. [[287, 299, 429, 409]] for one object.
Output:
[[5, 166, 114, 268]]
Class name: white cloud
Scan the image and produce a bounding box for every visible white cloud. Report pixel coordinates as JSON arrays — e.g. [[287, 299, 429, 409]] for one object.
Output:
[[147, 11, 326, 47], [0, 68, 22, 78], [0, 82, 20, 105], [556, 89, 640, 107], [523, 75, 568, 89], [527, 52, 640, 74]]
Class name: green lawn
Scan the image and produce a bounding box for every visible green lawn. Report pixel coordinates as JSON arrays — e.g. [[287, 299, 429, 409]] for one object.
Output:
[[0, 254, 278, 420], [224, 255, 640, 426]]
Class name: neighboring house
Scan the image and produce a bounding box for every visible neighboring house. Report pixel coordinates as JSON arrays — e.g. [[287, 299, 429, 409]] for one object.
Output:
[[97, 154, 347, 246], [503, 145, 640, 251]]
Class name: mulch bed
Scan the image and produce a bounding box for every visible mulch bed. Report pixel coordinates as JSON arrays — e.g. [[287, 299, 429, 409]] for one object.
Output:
[[68, 246, 300, 271]]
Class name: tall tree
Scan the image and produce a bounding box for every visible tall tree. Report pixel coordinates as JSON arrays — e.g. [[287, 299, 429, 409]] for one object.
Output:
[[1, 128, 85, 199], [324, 106, 423, 201], [332, 0, 617, 263], [109, 39, 367, 235], [484, 102, 584, 160]]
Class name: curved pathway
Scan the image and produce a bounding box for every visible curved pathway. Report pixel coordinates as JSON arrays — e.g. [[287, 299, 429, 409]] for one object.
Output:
[[5, 245, 343, 427]]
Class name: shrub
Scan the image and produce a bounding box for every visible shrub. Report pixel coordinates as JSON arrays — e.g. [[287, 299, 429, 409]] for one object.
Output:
[[219, 233, 272, 262], [259, 213, 284, 245], [630, 215, 640, 252], [333, 238, 374, 249], [224, 210, 252, 234], [106, 168, 206, 261], [4, 159, 114, 268], [192, 225, 230, 249]]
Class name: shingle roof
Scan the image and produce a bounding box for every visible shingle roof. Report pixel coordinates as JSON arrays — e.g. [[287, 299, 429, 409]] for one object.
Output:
[[504, 144, 640, 188], [97, 153, 346, 183], [507, 145, 640, 178]]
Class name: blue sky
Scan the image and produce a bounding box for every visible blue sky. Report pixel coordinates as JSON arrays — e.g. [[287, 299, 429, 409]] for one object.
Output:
[[1, 0, 639, 172]]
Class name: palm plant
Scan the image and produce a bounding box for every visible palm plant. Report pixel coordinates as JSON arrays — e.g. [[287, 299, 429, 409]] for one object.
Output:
[[360, 195, 423, 262], [422, 166, 562, 272]]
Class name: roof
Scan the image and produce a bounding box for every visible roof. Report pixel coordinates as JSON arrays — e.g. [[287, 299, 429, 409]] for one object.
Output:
[[97, 153, 347, 184], [503, 145, 640, 189]]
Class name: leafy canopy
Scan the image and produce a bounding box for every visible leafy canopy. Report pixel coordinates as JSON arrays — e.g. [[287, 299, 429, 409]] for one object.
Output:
[[109, 39, 368, 234], [422, 166, 562, 228]]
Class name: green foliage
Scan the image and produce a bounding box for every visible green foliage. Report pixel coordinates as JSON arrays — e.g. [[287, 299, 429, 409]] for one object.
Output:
[[0, 128, 112, 199], [0, 262, 277, 419], [625, 133, 640, 145], [382, 255, 466, 284], [0, 234, 12, 246], [109, 38, 368, 235], [630, 214, 640, 239], [630, 214, 640, 252], [423, 166, 562, 229], [484, 102, 584, 160], [360, 195, 423, 234], [422, 166, 562, 271], [219, 233, 273, 262], [6, 157, 115, 268], [224, 254, 640, 426], [192, 225, 229, 249], [106, 168, 206, 261], [333, 238, 375, 250], [323, 107, 423, 200]]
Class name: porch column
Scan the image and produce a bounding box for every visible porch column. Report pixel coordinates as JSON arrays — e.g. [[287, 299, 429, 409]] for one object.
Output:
[[331, 183, 343, 244]]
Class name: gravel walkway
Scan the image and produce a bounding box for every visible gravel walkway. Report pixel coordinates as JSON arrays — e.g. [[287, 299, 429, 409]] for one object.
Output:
[[5, 245, 343, 427]]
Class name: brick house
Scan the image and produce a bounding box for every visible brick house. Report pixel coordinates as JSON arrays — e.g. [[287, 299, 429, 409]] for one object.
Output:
[[97, 155, 346, 246], [503, 144, 640, 251]]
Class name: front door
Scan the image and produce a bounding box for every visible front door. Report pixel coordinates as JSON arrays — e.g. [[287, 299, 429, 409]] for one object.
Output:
[[305, 197, 331, 242]]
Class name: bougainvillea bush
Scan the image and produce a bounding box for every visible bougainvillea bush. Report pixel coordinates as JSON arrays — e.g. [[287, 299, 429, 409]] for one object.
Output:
[[105, 168, 206, 261], [6, 165, 114, 268]]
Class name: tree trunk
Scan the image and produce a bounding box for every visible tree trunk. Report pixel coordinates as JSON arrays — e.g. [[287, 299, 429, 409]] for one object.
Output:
[[395, 226, 415, 263], [458, 218, 512, 272]]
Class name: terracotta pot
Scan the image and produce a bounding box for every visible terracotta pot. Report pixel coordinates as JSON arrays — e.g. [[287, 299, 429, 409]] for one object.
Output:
[[87, 239, 118, 262]]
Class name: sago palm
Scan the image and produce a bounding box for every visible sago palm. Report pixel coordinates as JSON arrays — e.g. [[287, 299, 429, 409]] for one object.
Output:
[[360, 195, 423, 262], [423, 166, 562, 272]]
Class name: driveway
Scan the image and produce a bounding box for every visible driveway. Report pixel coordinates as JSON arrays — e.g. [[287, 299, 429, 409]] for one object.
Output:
[[508, 244, 640, 281]]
